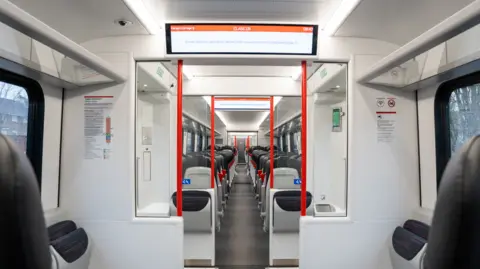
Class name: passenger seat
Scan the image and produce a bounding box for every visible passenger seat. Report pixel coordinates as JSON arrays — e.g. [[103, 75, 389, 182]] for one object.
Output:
[[0, 134, 51, 269], [48, 220, 92, 269], [423, 135, 480, 269], [389, 219, 429, 269]]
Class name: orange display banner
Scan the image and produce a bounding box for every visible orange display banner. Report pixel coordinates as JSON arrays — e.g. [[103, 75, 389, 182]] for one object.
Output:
[[170, 25, 314, 33]]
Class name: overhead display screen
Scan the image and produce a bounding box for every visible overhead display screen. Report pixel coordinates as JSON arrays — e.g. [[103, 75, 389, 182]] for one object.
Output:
[[166, 24, 318, 55]]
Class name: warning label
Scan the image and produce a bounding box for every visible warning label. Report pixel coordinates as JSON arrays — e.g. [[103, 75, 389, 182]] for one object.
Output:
[[376, 112, 396, 143]]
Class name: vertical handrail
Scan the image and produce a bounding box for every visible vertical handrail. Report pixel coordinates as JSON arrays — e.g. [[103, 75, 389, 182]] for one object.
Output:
[[211, 96, 215, 188], [176, 60, 183, 217], [270, 96, 275, 189], [301, 61, 307, 216]]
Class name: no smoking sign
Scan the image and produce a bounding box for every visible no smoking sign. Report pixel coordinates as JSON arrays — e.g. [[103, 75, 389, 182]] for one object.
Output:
[[388, 99, 395, 108]]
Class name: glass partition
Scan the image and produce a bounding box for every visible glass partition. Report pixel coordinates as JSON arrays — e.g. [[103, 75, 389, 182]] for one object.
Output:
[[135, 62, 173, 217], [310, 63, 348, 216], [273, 96, 301, 195]]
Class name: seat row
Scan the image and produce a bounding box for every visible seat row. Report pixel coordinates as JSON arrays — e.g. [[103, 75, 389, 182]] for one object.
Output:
[[170, 145, 238, 266], [247, 145, 313, 264]]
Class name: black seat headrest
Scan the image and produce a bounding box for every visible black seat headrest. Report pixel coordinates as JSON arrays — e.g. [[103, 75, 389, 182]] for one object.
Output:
[[424, 135, 480, 269], [0, 135, 51, 269]]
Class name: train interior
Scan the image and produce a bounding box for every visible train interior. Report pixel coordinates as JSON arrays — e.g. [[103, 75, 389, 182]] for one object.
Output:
[[1, 0, 480, 269]]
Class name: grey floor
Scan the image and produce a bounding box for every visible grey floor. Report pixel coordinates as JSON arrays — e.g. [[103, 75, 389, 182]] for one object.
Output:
[[215, 165, 269, 269]]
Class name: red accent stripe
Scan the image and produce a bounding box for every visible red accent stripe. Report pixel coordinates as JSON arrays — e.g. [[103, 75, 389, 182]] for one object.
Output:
[[270, 96, 275, 189], [301, 61, 307, 217], [176, 60, 183, 217], [211, 96, 215, 188], [376, 111, 396, 114]]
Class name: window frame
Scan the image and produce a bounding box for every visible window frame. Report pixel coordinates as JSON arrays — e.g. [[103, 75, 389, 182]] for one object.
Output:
[[0, 69, 45, 187], [435, 71, 480, 188]]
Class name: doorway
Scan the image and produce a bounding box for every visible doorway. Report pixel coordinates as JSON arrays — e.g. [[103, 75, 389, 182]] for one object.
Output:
[[237, 138, 246, 163]]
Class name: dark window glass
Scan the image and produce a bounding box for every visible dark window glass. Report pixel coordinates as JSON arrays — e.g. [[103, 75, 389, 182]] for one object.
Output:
[[0, 70, 44, 185]]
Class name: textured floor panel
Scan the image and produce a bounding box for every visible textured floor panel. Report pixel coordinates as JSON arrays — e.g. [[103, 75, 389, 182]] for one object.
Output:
[[216, 165, 268, 268]]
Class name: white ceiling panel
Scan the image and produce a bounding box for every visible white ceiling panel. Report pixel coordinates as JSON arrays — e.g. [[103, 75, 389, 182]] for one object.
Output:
[[183, 96, 227, 129], [220, 110, 268, 130], [336, 0, 474, 45], [260, 97, 301, 128], [8, 0, 149, 43], [147, 0, 341, 25]]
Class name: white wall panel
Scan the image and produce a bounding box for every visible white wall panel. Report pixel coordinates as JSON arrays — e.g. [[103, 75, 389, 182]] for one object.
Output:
[[417, 85, 439, 210], [40, 83, 63, 211], [60, 36, 182, 267]]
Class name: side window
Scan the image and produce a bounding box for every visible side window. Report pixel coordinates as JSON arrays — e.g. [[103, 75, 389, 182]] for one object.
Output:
[[186, 131, 193, 153], [0, 83, 29, 151], [290, 133, 297, 153], [448, 85, 480, 152], [435, 72, 480, 185], [198, 134, 203, 152], [282, 134, 288, 152], [0, 70, 44, 185]]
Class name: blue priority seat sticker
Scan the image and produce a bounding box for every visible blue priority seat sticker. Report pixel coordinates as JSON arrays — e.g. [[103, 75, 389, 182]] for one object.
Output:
[[182, 179, 191, 185], [294, 178, 301, 185]]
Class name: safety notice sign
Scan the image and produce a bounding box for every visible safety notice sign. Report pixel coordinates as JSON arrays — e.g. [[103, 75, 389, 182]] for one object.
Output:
[[84, 96, 114, 160], [376, 111, 396, 143]]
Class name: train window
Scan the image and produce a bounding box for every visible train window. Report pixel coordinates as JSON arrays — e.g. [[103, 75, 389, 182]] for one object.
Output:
[[293, 131, 301, 154], [0, 84, 29, 151], [197, 135, 203, 151], [447, 85, 480, 152], [282, 134, 288, 152], [187, 131, 194, 153], [0, 70, 44, 185], [290, 133, 297, 153], [435, 72, 480, 184]]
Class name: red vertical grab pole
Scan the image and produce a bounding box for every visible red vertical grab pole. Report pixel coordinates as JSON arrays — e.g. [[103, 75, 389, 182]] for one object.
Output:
[[234, 136, 237, 148], [269, 96, 274, 188], [301, 61, 307, 216], [176, 60, 183, 216], [210, 96, 215, 188]]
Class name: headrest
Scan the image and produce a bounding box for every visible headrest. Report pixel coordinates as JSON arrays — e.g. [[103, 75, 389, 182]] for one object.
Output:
[[424, 135, 480, 269], [0, 135, 51, 268], [183, 167, 212, 189], [272, 167, 300, 189], [275, 156, 290, 168]]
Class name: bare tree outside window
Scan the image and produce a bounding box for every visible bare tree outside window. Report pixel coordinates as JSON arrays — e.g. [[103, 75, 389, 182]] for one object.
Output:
[[0, 81, 29, 153], [448, 83, 480, 153]]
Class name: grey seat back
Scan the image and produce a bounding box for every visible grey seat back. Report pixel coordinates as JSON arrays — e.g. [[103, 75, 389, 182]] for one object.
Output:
[[273, 168, 300, 189], [424, 135, 480, 269], [0, 134, 51, 269], [183, 167, 211, 189]]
